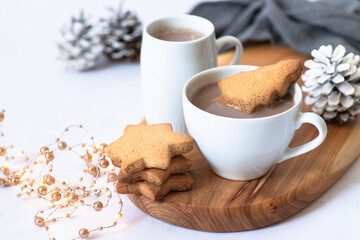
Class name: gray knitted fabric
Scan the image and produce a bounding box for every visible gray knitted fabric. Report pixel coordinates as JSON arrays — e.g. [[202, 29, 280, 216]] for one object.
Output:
[[190, 0, 360, 55]]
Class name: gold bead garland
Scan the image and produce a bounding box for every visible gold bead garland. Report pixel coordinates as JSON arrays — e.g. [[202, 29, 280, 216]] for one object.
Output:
[[0, 110, 123, 239]]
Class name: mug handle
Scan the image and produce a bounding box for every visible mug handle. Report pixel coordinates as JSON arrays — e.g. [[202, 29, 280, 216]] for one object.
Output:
[[215, 36, 243, 65], [279, 112, 327, 163]]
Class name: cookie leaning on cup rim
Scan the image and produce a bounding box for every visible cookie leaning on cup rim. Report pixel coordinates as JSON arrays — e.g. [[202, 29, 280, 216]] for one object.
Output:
[[218, 59, 303, 114]]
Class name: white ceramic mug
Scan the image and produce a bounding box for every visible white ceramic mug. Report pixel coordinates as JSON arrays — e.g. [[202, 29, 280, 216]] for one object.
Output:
[[141, 15, 243, 134], [183, 65, 327, 181]]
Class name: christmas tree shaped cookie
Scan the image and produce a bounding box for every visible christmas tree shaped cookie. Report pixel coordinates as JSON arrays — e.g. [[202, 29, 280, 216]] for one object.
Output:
[[218, 59, 302, 113]]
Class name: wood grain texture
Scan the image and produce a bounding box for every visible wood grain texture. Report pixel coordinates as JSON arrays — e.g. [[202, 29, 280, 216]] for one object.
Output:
[[128, 44, 360, 232]]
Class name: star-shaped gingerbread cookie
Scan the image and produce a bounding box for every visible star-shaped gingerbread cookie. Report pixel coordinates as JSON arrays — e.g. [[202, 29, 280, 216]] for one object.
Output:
[[218, 59, 302, 113], [105, 124, 193, 175], [118, 155, 192, 185], [116, 172, 194, 201]]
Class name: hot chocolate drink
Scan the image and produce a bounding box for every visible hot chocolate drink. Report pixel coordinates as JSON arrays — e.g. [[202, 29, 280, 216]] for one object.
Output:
[[153, 27, 204, 42], [191, 83, 295, 118]]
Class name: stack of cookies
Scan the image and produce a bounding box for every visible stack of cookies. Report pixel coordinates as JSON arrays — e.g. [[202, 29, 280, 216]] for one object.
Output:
[[105, 123, 194, 201]]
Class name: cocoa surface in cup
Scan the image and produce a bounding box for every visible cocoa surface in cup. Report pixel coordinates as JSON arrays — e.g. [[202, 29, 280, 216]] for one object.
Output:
[[191, 83, 295, 118], [153, 27, 204, 42]]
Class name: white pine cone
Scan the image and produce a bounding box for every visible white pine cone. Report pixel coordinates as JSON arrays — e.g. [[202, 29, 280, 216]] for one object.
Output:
[[302, 44, 360, 123], [99, 5, 142, 61], [57, 11, 103, 71]]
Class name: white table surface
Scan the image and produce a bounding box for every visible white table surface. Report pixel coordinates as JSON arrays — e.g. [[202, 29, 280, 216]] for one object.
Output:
[[1, 0, 359, 239]]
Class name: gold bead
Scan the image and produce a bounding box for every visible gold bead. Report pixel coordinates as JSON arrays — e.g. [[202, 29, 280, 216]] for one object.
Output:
[[99, 159, 109, 168], [0, 111, 4, 122], [69, 193, 78, 203], [84, 152, 92, 163], [11, 177, 20, 185], [34, 216, 45, 227], [93, 201, 103, 211], [45, 152, 54, 161], [108, 173, 118, 182], [0, 147, 6, 156], [4, 180, 11, 187], [51, 191, 61, 201], [0, 178, 4, 185], [58, 141, 67, 150], [78, 228, 89, 238], [38, 185, 48, 195], [99, 143, 107, 153], [1, 166, 9, 173], [88, 165, 99, 176], [43, 175, 55, 185], [40, 146, 49, 154], [63, 192, 70, 198]]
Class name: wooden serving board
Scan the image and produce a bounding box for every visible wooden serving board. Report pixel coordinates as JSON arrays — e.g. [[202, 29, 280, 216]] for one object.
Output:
[[128, 44, 360, 231]]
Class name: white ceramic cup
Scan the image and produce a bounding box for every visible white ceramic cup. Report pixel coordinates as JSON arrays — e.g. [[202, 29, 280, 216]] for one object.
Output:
[[183, 65, 328, 181], [141, 15, 243, 134]]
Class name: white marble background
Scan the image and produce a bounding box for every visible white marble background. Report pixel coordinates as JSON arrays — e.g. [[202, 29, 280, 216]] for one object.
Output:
[[0, 0, 359, 239]]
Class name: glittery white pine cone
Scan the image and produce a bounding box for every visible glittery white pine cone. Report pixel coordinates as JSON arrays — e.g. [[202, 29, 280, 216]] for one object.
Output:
[[302, 45, 360, 123], [57, 11, 103, 71], [99, 5, 142, 61]]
